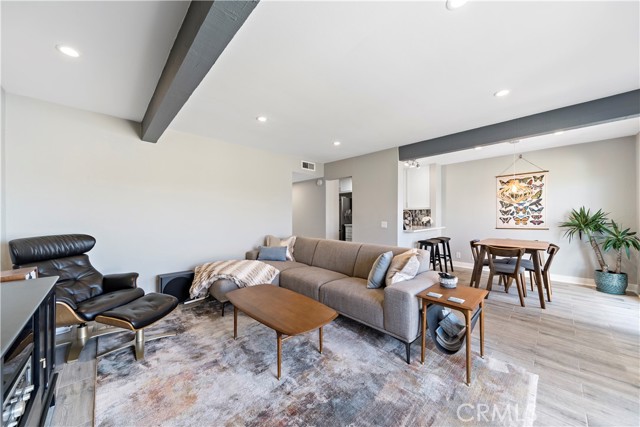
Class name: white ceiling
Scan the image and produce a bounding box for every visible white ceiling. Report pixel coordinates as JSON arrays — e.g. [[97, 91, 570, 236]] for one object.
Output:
[[1, 1, 189, 121], [2, 1, 639, 164]]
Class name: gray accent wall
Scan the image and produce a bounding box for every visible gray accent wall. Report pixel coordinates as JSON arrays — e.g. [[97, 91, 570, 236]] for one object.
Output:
[[325, 148, 399, 246], [2, 94, 300, 292], [443, 136, 639, 285], [292, 179, 326, 239]]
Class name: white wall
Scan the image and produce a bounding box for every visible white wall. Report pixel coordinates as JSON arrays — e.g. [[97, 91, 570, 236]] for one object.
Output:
[[443, 137, 639, 285], [2, 94, 304, 292], [325, 148, 398, 245], [292, 179, 326, 238]]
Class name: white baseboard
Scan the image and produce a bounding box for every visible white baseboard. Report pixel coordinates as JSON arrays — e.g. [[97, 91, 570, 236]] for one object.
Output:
[[451, 261, 639, 295]]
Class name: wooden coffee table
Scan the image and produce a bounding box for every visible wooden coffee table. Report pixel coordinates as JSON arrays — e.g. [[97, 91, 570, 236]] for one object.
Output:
[[226, 285, 338, 379]]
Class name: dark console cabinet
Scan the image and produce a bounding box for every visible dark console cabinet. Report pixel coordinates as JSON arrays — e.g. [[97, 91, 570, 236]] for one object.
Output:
[[2, 277, 58, 427]]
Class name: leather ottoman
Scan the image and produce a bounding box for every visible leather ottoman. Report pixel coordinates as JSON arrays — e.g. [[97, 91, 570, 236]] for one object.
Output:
[[95, 293, 179, 360]]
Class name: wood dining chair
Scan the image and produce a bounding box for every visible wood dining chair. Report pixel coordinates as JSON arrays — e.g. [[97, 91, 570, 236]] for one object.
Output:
[[518, 243, 559, 302], [485, 246, 526, 307], [469, 240, 511, 288]]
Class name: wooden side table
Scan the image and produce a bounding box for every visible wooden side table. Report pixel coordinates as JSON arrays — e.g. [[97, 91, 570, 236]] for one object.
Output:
[[417, 284, 489, 386], [0, 266, 38, 282]]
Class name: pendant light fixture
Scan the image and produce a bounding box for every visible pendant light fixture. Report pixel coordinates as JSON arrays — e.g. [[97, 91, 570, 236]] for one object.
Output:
[[404, 160, 420, 168]]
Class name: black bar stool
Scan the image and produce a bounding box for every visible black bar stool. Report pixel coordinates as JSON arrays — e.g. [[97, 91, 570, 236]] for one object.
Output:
[[418, 239, 443, 272], [436, 236, 454, 273]]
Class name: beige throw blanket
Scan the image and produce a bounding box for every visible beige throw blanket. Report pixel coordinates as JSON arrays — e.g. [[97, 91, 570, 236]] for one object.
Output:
[[190, 260, 278, 298]]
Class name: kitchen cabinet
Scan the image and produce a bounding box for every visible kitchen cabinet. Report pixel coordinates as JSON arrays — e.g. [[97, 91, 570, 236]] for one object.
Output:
[[339, 177, 352, 193], [405, 166, 429, 208]]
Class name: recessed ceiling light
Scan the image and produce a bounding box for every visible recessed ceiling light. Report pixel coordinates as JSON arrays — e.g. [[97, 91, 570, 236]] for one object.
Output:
[[554, 131, 565, 135], [333, 141, 341, 146], [56, 45, 80, 58], [494, 89, 510, 98], [256, 116, 267, 123], [474, 146, 483, 150], [446, 0, 469, 10]]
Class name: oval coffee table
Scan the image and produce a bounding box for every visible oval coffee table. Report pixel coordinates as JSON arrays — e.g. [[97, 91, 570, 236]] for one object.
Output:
[[226, 285, 338, 379]]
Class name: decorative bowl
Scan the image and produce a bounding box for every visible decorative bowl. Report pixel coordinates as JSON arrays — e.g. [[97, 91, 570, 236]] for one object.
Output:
[[440, 276, 458, 289]]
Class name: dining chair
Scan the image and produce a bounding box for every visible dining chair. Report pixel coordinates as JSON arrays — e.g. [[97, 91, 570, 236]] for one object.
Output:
[[518, 243, 559, 302], [485, 246, 526, 307], [469, 240, 510, 288]]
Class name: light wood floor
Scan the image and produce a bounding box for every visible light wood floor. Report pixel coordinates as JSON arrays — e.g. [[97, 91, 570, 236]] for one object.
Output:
[[50, 268, 640, 427]]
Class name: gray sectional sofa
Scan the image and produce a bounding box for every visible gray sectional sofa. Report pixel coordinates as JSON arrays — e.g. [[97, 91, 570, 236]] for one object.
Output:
[[209, 237, 439, 363]]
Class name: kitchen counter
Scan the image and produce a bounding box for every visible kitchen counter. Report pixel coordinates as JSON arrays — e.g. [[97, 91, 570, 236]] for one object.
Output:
[[403, 226, 446, 233]]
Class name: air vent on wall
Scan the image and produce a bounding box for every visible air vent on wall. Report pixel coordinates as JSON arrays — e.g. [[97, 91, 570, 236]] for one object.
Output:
[[301, 161, 316, 171]]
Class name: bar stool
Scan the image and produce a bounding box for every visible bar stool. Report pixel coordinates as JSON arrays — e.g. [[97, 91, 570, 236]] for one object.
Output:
[[418, 239, 442, 272], [436, 236, 454, 273]]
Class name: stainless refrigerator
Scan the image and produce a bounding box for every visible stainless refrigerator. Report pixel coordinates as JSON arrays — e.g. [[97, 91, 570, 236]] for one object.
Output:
[[339, 194, 352, 241]]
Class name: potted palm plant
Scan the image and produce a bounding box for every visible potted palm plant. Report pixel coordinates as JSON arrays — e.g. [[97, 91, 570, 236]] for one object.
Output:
[[559, 207, 608, 270], [597, 221, 640, 294], [560, 207, 640, 294]]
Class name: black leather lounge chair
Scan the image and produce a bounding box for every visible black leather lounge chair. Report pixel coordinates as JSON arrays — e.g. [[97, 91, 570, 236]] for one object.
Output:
[[9, 234, 178, 362]]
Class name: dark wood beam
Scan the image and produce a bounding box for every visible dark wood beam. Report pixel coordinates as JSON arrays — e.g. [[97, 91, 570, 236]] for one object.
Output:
[[399, 89, 640, 160], [141, 0, 259, 142]]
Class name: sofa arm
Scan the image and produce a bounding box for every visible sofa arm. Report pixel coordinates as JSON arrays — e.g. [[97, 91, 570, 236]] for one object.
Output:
[[103, 272, 139, 293], [245, 250, 259, 260], [383, 271, 439, 342]]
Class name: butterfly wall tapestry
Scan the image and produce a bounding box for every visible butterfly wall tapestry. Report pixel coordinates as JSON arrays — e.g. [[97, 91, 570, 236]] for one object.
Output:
[[496, 171, 548, 229]]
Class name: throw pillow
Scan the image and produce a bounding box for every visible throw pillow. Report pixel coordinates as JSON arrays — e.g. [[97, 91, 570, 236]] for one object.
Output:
[[385, 249, 420, 286], [257, 246, 288, 261], [367, 251, 393, 289], [415, 248, 431, 274], [265, 235, 296, 261]]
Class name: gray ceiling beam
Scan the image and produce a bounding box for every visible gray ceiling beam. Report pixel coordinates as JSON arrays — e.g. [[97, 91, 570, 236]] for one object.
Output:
[[398, 89, 640, 160], [141, 0, 259, 143]]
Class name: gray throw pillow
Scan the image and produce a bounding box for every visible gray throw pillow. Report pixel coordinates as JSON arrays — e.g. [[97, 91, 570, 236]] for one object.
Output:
[[367, 251, 393, 289], [257, 246, 288, 261]]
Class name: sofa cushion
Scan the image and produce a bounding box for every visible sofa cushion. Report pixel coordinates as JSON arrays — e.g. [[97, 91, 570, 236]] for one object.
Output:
[[279, 266, 347, 300], [320, 277, 384, 329], [292, 237, 320, 266], [75, 287, 145, 321], [385, 250, 420, 286], [353, 244, 407, 280], [367, 251, 393, 289], [311, 240, 361, 276]]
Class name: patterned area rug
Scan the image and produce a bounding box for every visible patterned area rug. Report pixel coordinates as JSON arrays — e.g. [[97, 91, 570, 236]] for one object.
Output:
[[95, 300, 537, 426]]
